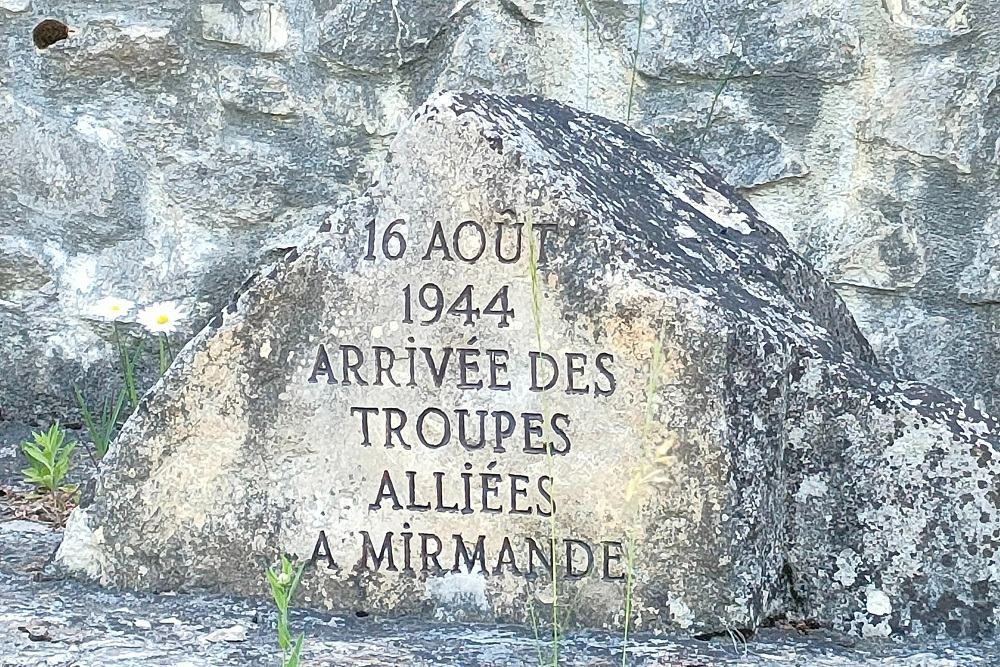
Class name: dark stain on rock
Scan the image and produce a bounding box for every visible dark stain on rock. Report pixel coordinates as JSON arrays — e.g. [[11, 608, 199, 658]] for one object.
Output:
[[32, 19, 70, 49]]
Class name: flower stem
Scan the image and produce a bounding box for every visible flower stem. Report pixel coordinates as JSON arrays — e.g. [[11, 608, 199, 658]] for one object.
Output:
[[113, 323, 138, 410], [158, 334, 168, 375]]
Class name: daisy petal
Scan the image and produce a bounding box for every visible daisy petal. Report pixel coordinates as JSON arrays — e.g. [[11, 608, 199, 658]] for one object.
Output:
[[91, 296, 135, 322], [136, 301, 187, 335]]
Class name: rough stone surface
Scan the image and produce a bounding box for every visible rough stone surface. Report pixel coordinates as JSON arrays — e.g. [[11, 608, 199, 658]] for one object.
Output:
[[4, 526, 998, 667], [2, 0, 1000, 425], [0, 0, 30, 13], [200, 2, 291, 53], [54, 92, 1000, 640]]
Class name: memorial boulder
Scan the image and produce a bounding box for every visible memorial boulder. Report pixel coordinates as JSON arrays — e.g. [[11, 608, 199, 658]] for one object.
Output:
[[56, 91, 1000, 638]]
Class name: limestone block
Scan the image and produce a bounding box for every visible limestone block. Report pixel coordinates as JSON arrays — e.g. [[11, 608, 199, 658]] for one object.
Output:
[[632, 0, 862, 83], [201, 1, 290, 53], [315, 0, 461, 73], [0, 0, 30, 13], [958, 211, 1000, 305], [859, 55, 995, 174], [218, 64, 297, 116]]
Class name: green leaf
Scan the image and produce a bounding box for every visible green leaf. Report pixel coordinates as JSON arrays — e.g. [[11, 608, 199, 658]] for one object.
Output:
[[284, 633, 304, 667], [21, 422, 74, 491], [288, 562, 306, 600], [75, 386, 97, 432], [21, 468, 44, 484], [267, 557, 306, 663], [266, 569, 281, 595], [57, 441, 76, 465], [45, 423, 65, 448], [277, 620, 291, 652], [22, 444, 49, 466], [110, 388, 126, 425]]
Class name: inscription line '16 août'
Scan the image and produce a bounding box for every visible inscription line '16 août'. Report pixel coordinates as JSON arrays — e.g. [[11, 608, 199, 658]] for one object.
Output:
[[362, 214, 558, 265]]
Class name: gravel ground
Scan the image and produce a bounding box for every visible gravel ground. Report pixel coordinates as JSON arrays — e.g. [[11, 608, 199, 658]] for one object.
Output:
[[1, 520, 998, 666]]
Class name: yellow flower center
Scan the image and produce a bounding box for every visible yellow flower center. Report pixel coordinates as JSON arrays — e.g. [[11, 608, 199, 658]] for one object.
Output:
[[156, 314, 170, 325]]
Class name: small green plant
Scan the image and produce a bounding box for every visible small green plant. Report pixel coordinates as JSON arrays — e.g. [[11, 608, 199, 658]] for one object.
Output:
[[266, 555, 306, 667], [76, 300, 139, 465], [89, 297, 186, 408], [74, 386, 126, 462], [21, 422, 76, 498], [115, 322, 145, 409], [75, 297, 188, 468], [137, 301, 184, 375], [91, 297, 143, 409]]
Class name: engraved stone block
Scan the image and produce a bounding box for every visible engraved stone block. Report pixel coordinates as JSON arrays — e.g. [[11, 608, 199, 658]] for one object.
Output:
[[56, 92, 1000, 637]]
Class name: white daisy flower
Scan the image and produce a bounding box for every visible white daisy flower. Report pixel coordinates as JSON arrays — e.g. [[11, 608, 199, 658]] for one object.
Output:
[[91, 296, 134, 321], [137, 301, 186, 335]]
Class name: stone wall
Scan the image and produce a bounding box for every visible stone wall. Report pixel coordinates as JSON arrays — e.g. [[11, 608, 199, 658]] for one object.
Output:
[[1, 0, 997, 423]]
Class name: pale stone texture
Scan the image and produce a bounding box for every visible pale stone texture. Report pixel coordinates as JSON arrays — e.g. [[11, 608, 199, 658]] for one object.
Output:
[[55, 92, 1000, 639], [2, 0, 1000, 423], [201, 2, 291, 53], [0, 0, 30, 13]]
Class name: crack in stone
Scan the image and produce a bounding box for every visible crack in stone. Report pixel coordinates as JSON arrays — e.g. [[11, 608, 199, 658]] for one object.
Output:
[[391, 0, 405, 68]]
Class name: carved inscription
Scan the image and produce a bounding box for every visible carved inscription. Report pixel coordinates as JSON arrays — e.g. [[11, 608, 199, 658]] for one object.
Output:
[[308, 214, 625, 580]]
